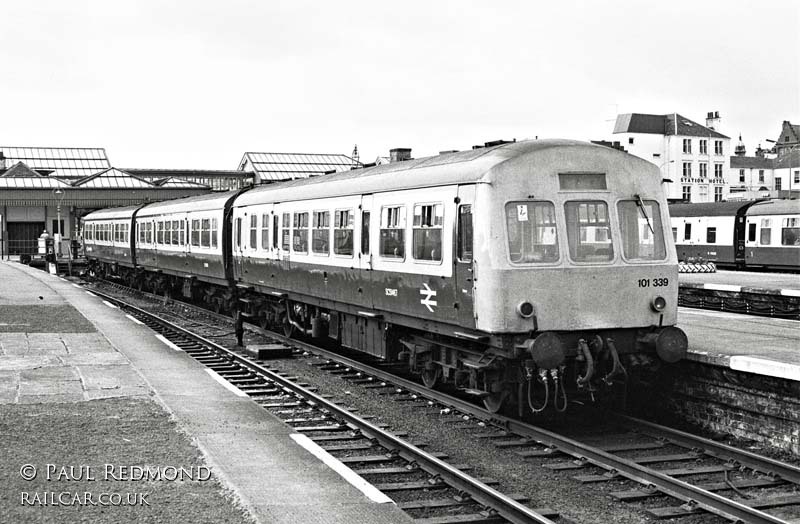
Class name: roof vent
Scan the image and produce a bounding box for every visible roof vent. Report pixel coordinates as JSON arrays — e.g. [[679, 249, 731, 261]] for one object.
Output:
[[389, 148, 412, 163]]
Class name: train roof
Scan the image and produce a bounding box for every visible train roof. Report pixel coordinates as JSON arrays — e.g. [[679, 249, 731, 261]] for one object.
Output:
[[668, 201, 750, 217], [135, 191, 238, 217], [234, 139, 644, 206], [746, 199, 800, 216], [83, 204, 142, 221]]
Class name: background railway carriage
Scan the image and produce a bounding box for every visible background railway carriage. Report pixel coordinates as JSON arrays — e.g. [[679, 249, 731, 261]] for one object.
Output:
[[133, 192, 237, 303], [229, 139, 687, 413], [669, 199, 800, 270], [82, 205, 138, 270]]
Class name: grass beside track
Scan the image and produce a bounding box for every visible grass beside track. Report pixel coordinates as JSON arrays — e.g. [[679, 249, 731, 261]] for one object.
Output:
[[0, 397, 254, 524]]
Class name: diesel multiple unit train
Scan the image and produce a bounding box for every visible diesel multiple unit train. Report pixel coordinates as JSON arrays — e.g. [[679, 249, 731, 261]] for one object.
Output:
[[83, 139, 688, 414], [670, 199, 800, 271]]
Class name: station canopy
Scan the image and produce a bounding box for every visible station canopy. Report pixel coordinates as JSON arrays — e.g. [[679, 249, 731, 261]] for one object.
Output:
[[0, 146, 111, 180], [238, 152, 360, 182]]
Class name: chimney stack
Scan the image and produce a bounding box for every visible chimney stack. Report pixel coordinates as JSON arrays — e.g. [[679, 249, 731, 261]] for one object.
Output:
[[706, 111, 721, 131], [389, 148, 412, 163]]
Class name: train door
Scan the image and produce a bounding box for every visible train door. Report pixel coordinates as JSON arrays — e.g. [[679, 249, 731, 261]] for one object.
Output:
[[358, 195, 374, 307], [454, 185, 476, 326], [232, 211, 245, 279], [734, 208, 750, 267]]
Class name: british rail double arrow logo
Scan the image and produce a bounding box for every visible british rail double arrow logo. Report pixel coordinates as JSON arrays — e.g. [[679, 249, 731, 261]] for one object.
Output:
[[420, 283, 438, 312]]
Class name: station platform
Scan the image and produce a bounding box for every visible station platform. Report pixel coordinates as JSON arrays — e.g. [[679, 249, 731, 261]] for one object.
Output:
[[678, 307, 800, 382], [679, 269, 800, 296], [0, 261, 411, 524]]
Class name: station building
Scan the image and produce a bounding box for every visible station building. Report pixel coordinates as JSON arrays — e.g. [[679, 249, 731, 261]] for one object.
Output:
[[238, 152, 360, 183]]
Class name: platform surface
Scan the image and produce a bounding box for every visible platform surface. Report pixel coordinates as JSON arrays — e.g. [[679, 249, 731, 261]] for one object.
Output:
[[679, 269, 800, 293], [0, 261, 412, 524], [678, 306, 800, 382]]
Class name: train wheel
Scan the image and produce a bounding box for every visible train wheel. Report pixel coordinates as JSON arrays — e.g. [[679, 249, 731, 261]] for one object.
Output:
[[483, 390, 509, 413], [421, 365, 440, 389], [212, 299, 223, 314], [282, 316, 295, 338]]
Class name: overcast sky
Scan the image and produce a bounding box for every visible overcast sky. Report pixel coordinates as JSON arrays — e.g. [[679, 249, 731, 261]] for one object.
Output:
[[2, 0, 798, 169]]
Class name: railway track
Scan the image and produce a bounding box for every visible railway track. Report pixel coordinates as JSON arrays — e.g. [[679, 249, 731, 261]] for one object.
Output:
[[88, 287, 559, 524], [88, 280, 800, 523]]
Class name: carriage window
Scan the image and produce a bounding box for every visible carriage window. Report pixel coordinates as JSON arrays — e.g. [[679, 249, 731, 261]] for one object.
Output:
[[172, 220, 181, 245], [457, 205, 473, 262], [684, 223, 692, 241], [199, 219, 209, 247], [564, 201, 613, 262], [706, 227, 716, 244], [380, 206, 406, 259], [261, 213, 269, 250], [412, 203, 443, 262], [506, 202, 558, 263], [235, 217, 242, 249], [273, 215, 279, 249], [191, 219, 200, 246], [334, 209, 354, 256], [312, 211, 330, 255], [249, 214, 258, 249], [782, 218, 800, 246], [748, 223, 756, 242], [281, 213, 290, 251], [179, 221, 184, 246], [211, 218, 218, 248], [760, 218, 771, 245], [361, 211, 371, 255], [617, 200, 666, 260], [293, 212, 309, 253], [157, 222, 163, 244]]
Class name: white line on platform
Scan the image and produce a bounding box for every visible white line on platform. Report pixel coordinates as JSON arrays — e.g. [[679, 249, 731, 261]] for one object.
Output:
[[704, 283, 742, 292], [72, 283, 82, 289], [102, 300, 119, 309], [85, 291, 97, 297], [289, 433, 394, 504], [155, 334, 183, 352], [205, 369, 248, 397], [125, 314, 145, 325], [729, 356, 800, 381], [780, 289, 800, 297]]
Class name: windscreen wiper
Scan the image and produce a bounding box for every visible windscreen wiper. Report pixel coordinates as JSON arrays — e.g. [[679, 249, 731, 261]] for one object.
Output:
[[634, 194, 655, 235]]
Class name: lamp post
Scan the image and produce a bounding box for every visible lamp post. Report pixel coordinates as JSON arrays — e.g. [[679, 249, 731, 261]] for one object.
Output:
[[53, 188, 65, 257]]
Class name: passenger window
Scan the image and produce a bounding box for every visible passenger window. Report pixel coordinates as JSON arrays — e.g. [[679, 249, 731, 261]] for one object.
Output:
[[293, 212, 309, 253], [684, 223, 692, 241], [272, 215, 279, 249], [312, 211, 330, 255], [361, 211, 370, 255], [281, 213, 290, 251], [211, 218, 218, 248], [380, 206, 405, 259], [412, 203, 443, 261], [564, 201, 613, 262], [706, 227, 716, 244], [235, 218, 242, 249], [506, 201, 559, 263], [334, 209, 354, 256], [760, 218, 771, 245], [457, 205, 473, 262], [747, 223, 756, 242], [191, 219, 200, 247], [261, 213, 269, 250], [782, 218, 800, 246], [249, 214, 258, 250], [617, 200, 666, 260]]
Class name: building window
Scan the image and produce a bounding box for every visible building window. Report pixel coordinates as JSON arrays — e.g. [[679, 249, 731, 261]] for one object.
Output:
[[333, 209, 354, 256], [628, 137, 634, 144], [794, 170, 800, 184], [312, 211, 330, 255], [699, 139, 708, 154], [293, 212, 309, 253], [706, 227, 716, 243], [412, 203, 444, 262], [699, 162, 707, 178], [682, 139, 692, 154], [776, 178, 782, 191], [380, 206, 406, 259], [758, 170, 765, 183], [699, 185, 708, 200], [682, 185, 691, 201], [684, 223, 692, 240], [714, 187, 723, 202], [714, 140, 723, 155], [739, 169, 745, 183], [682, 162, 692, 177], [714, 164, 723, 179]]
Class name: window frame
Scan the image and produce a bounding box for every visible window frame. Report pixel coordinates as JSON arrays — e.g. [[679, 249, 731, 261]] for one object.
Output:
[[411, 202, 444, 264], [333, 208, 354, 257], [311, 210, 330, 256], [379, 205, 406, 261], [504, 200, 560, 265]]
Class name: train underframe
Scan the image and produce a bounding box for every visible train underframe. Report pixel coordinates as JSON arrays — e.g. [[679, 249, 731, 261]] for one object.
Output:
[[92, 260, 686, 416]]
